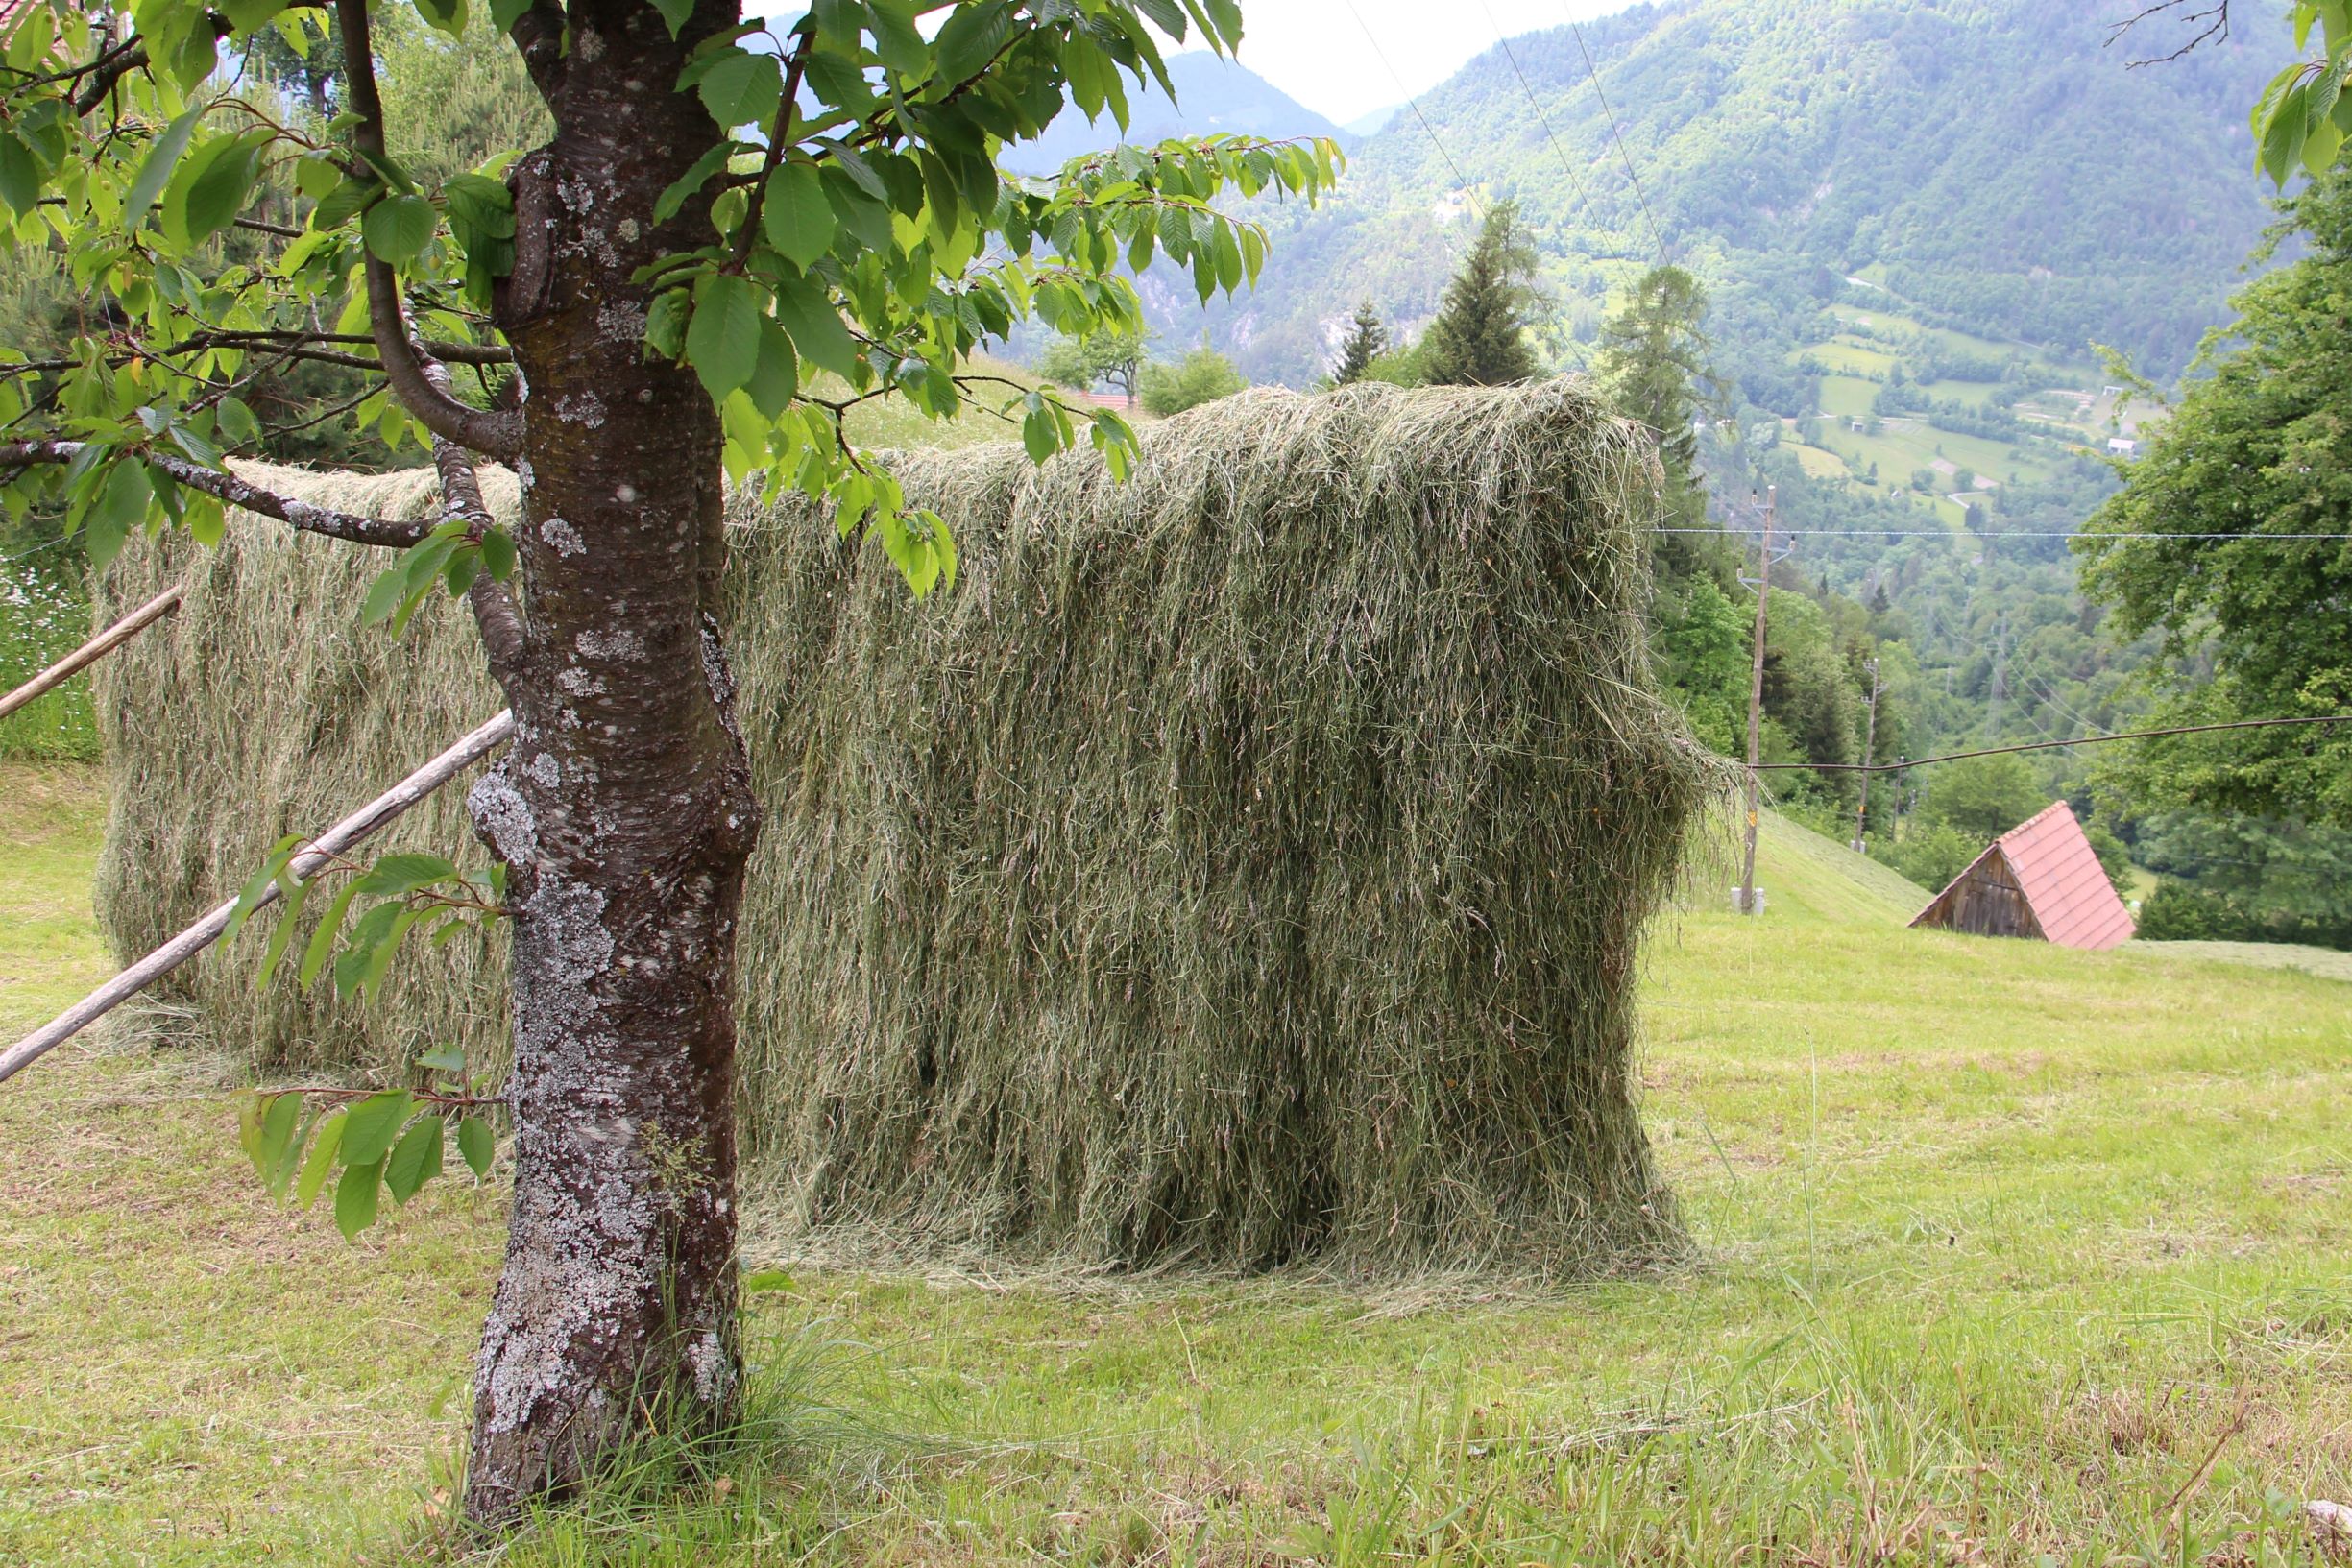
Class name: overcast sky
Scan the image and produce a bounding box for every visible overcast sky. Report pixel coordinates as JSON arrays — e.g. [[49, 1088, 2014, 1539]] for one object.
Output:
[[1180, 0, 1635, 124], [751, 2, 1637, 128]]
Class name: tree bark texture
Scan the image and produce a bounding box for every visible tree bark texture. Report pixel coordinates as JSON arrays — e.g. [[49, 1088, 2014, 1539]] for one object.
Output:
[[458, 0, 759, 1522]]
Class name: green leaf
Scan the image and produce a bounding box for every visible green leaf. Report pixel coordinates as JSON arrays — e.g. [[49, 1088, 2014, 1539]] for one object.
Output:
[[771, 273, 861, 382], [481, 525, 517, 581], [82, 461, 153, 571], [442, 173, 516, 238], [298, 877, 369, 989], [687, 273, 763, 400], [696, 49, 785, 131], [176, 131, 272, 247], [746, 318, 799, 419], [353, 852, 462, 898], [763, 163, 836, 269], [457, 1115, 495, 1180], [255, 875, 310, 987], [310, 173, 380, 232], [646, 288, 691, 359], [335, 1160, 382, 1240], [417, 1045, 467, 1074], [333, 901, 423, 1001], [742, 1268, 794, 1294], [217, 396, 261, 446], [412, 0, 468, 36], [650, 0, 694, 36], [0, 131, 38, 218], [339, 1090, 414, 1168], [384, 1115, 445, 1204], [253, 1092, 301, 1180], [656, 141, 738, 225], [934, 0, 1013, 84], [126, 108, 204, 231], [294, 1108, 346, 1210], [223, 834, 303, 945], [363, 194, 437, 265]]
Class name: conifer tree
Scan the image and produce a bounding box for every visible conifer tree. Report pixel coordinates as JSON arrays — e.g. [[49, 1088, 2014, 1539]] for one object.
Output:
[[1420, 203, 1544, 386], [1594, 264, 1723, 495], [1331, 300, 1387, 384]]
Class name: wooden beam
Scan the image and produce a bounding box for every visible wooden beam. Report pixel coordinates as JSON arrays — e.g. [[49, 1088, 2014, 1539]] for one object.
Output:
[[0, 710, 516, 1086], [0, 585, 184, 722]]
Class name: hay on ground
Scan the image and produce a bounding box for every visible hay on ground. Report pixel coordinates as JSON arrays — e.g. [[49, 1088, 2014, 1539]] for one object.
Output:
[[94, 380, 1723, 1273]]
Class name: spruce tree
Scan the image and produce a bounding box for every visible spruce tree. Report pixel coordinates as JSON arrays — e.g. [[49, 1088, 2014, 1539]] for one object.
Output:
[[1331, 300, 1388, 384], [1420, 203, 1544, 386]]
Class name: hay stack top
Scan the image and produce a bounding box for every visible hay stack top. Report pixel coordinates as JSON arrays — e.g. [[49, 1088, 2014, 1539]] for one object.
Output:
[[1909, 801, 2136, 950]]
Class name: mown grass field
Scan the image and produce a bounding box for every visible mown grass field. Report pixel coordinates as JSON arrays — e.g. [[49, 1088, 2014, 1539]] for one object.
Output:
[[3, 769, 2349, 1565]]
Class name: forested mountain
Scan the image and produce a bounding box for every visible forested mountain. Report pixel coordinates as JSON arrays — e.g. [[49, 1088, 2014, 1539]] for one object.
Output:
[[1173, 0, 2281, 391], [1006, 52, 1349, 175]]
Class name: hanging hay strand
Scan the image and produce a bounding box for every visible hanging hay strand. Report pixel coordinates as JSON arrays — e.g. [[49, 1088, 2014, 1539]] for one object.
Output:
[[94, 380, 1724, 1274]]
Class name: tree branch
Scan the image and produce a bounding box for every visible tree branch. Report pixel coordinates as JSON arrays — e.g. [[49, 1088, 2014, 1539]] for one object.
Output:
[[334, 0, 524, 460], [419, 358, 527, 689], [505, 0, 568, 102], [0, 441, 429, 547], [2107, 0, 2234, 64]]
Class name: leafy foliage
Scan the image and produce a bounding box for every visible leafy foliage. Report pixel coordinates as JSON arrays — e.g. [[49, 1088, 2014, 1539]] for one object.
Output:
[[234, 1043, 497, 1240], [2078, 170, 2352, 828], [1136, 343, 1244, 414]]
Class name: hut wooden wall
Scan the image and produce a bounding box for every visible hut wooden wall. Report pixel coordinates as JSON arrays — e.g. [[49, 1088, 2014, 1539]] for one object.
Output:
[[1916, 848, 2044, 939]]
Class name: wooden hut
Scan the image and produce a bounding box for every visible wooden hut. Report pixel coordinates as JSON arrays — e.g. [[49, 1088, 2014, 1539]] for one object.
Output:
[[1909, 801, 2135, 950]]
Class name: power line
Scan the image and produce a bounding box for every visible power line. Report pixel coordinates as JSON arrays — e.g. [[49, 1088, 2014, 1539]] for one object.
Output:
[[1751, 713, 2352, 773], [1341, 0, 1478, 239], [1483, 2, 1602, 232], [1, 534, 70, 566], [1566, 17, 1668, 267]]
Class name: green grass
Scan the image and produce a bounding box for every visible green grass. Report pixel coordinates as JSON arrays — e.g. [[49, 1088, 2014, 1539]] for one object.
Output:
[[4, 773, 2349, 1565]]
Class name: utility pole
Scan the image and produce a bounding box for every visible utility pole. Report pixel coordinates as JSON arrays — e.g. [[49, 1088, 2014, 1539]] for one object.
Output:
[[1851, 658, 1882, 853], [1737, 484, 1776, 916]]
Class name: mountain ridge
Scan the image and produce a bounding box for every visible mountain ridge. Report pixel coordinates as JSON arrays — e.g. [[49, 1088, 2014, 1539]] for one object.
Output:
[[1132, 0, 2285, 393]]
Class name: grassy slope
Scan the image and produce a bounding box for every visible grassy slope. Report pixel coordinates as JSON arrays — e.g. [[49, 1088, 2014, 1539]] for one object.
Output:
[[3, 777, 2348, 1565]]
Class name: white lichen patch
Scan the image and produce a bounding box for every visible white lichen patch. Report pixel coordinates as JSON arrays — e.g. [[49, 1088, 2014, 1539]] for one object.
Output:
[[554, 391, 607, 429], [687, 1330, 735, 1408], [596, 301, 645, 347], [468, 768, 537, 866], [541, 514, 586, 557], [557, 666, 607, 698], [528, 751, 562, 790], [526, 877, 615, 986], [575, 627, 643, 662]]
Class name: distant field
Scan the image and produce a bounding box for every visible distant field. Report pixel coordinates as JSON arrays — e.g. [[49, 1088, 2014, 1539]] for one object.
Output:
[[3, 775, 2346, 1565], [1791, 303, 2102, 506]]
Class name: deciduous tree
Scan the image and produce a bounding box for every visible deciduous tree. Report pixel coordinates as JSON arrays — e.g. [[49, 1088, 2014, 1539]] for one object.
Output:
[[0, 0, 1333, 1526]]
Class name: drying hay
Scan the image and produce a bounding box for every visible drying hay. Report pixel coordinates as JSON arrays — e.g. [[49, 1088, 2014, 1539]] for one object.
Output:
[[95, 380, 1723, 1273]]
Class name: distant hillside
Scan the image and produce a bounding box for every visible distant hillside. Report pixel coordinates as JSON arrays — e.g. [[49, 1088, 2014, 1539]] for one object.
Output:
[[1158, 0, 2283, 390], [1005, 52, 1348, 174]]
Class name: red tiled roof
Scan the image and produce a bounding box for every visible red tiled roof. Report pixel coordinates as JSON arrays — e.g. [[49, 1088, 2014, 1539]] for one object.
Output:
[[1917, 800, 2135, 950]]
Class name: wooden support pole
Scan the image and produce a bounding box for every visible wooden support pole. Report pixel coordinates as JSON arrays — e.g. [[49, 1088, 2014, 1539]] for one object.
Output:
[[1736, 485, 1775, 916], [0, 710, 515, 1086], [0, 585, 184, 722]]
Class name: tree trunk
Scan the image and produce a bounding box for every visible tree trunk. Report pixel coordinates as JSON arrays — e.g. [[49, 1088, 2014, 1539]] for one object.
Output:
[[460, 0, 757, 1523]]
